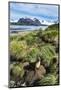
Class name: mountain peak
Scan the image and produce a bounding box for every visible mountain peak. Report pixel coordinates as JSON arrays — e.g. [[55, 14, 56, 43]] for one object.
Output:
[[18, 18, 41, 26]]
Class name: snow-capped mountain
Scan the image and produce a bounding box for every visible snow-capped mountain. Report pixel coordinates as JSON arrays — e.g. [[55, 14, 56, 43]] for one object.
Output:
[[10, 18, 56, 26]]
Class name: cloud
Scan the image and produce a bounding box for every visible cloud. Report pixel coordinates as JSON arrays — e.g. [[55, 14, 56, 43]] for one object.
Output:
[[10, 2, 58, 22]]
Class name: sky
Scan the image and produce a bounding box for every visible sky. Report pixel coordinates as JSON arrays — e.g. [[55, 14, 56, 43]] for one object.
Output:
[[10, 2, 59, 23]]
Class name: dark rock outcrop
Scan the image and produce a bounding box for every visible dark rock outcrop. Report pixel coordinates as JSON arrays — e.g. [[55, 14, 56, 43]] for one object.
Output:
[[18, 18, 41, 26]]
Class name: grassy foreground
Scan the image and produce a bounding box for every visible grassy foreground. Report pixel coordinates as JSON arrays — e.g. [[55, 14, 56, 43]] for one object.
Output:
[[9, 24, 59, 87]]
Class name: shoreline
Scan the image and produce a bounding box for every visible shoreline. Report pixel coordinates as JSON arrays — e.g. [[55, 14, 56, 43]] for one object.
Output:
[[10, 30, 33, 36]]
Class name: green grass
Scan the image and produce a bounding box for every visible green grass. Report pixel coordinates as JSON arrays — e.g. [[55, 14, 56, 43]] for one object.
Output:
[[37, 74, 57, 85], [10, 24, 59, 86]]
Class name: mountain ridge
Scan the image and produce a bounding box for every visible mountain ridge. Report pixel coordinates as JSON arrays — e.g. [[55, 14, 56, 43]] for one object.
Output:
[[11, 18, 47, 26]]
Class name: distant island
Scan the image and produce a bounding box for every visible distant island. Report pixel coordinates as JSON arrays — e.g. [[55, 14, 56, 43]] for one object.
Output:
[[10, 18, 48, 26]]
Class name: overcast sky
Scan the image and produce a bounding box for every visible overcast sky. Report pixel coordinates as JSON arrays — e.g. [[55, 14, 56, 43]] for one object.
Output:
[[10, 2, 58, 22]]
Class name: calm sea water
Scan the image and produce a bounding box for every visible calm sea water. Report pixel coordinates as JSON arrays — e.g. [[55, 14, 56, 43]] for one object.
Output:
[[10, 25, 48, 33]]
